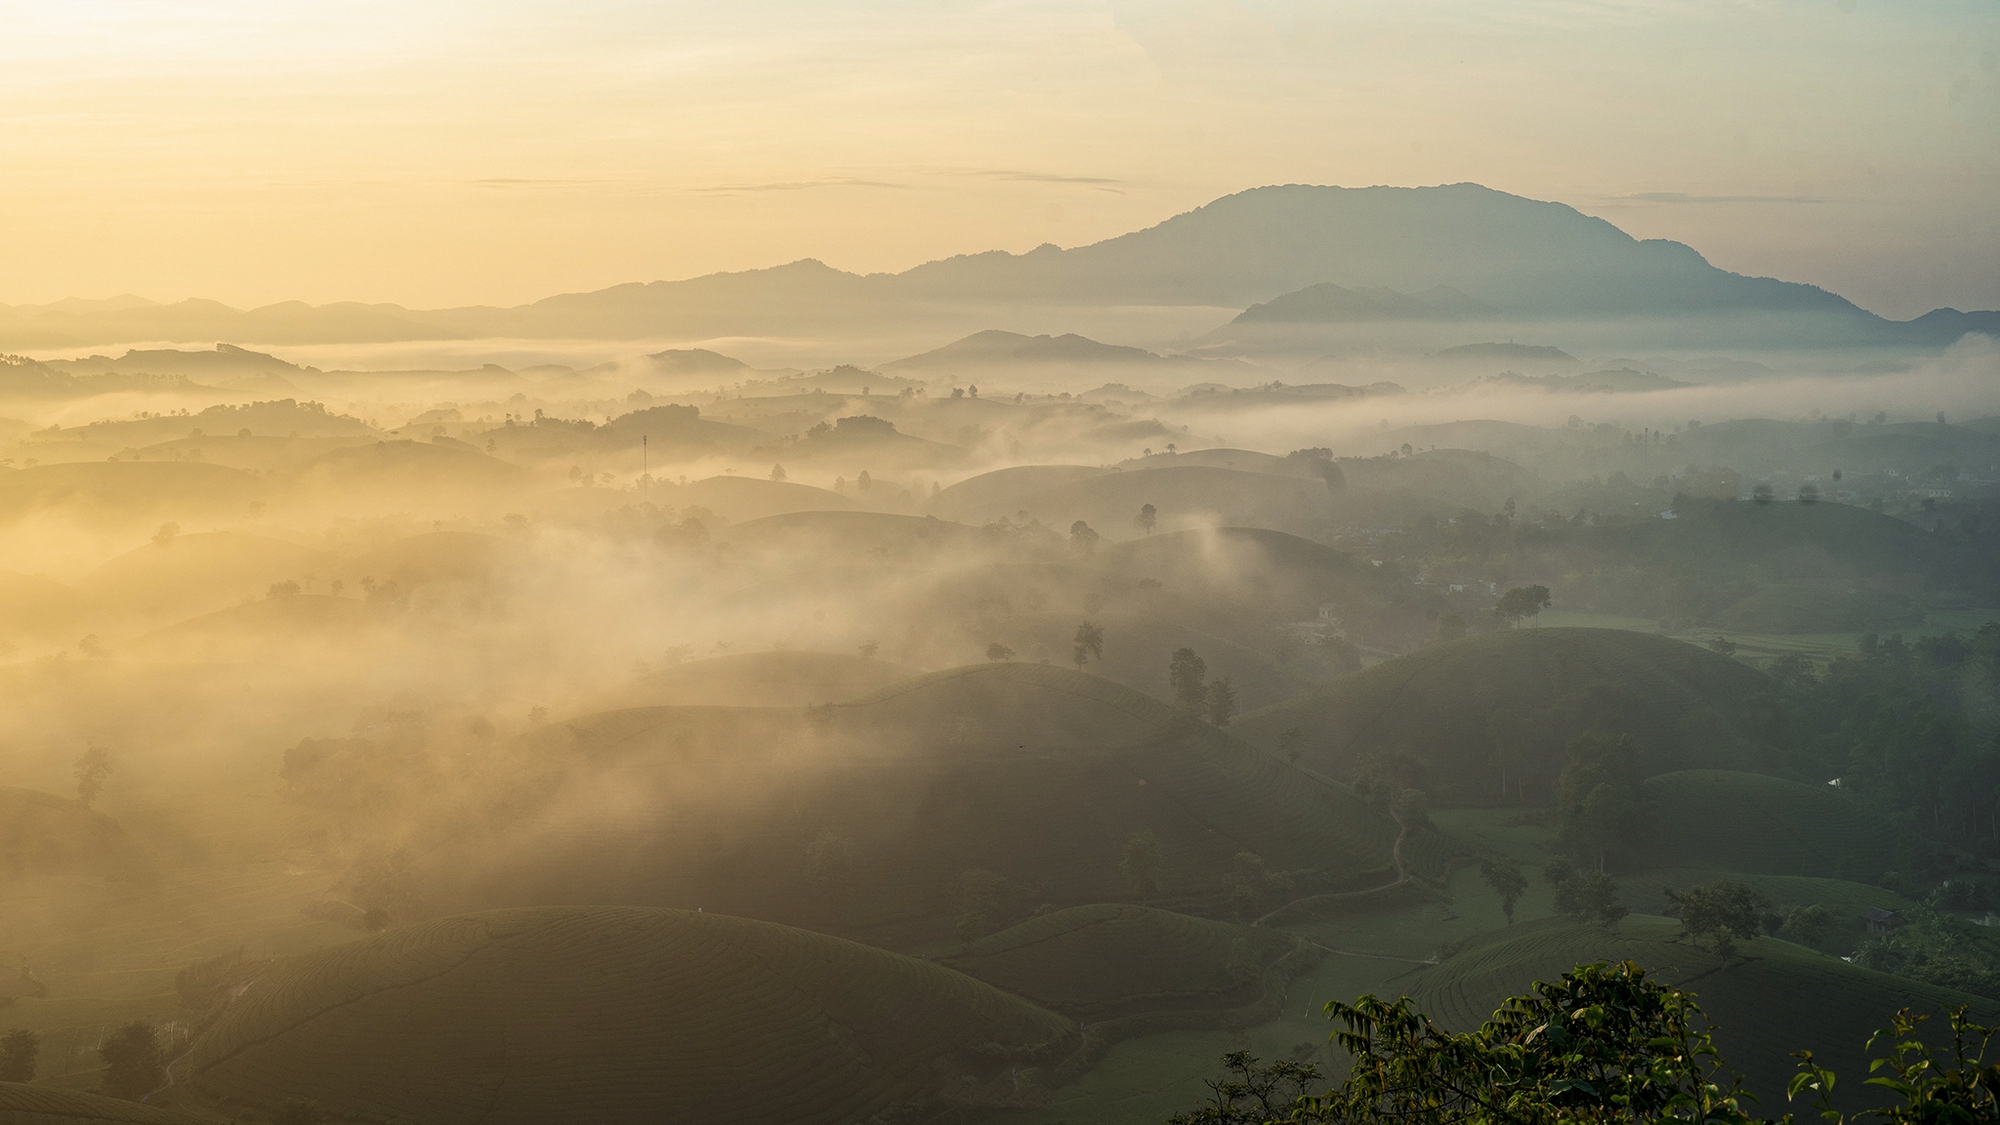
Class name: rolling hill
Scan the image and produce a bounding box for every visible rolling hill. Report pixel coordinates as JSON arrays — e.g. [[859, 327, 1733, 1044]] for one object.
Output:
[[944, 904, 1311, 1022], [586, 650, 915, 711], [1637, 770, 1898, 880], [77, 531, 347, 625], [1411, 916, 2000, 1111], [0, 787, 139, 881], [424, 663, 1451, 945], [180, 906, 1080, 1125], [1235, 628, 1775, 805]]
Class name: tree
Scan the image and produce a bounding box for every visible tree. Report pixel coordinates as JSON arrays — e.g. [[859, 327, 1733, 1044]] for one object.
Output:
[[1547, 859, 1628, 927], [1206, 677, 1238, 726], [0, 1029, 38, 1083], [1664, 879, 1771, 956], [985, 642, 1015, 662], [1169, 648, 1207, 711], [1799, 482, 1821, 505], [768, 463, 786, 482], [1553, 727, 1641, 871], [1072, 621, 1104, 668], [1752, 482, 1775, 504], [1120, 830, 1161, 901], [1786, 902, 1834, 947], [1708, 635, 1738, 657], [74, 745, 112, 807], [1069, 520, 1100, 555], [98, 1021, 164, 1100], [151, 522, 179, 546], [1494, 584, 1552, 628], [1170, 962, 1761, 1125], [857, 469, 872, 491], [1478, 856, 1528, 923], [1136, 503, 1158, 534]]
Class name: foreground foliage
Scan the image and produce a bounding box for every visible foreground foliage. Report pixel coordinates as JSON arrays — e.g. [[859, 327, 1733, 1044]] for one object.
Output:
[[1170, 961, 2000, 1124]]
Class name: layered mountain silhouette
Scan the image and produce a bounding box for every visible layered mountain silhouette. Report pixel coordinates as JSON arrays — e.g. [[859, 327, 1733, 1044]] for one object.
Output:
[[5, 183, 1994, 349]]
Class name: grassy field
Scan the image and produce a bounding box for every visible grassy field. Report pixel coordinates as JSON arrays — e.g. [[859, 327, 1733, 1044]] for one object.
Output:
[[1640, 770, 1898, 879], [581, 650, 914, 711], [1409, 915, 2000, 1111], [178, 907, 1079, 1125], [1236, 628, 1773, 805]]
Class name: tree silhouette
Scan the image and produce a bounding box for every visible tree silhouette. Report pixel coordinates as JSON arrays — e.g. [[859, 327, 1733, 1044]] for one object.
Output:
[[1206, 678, 1237, 726], [74, 746, 112, 807], [1478, 856, 1528, 923], [1494, 585, 1551, 628], [1752, 482, 1774, 505], [985, 642, 1015, 662], [1069, 520, 1100, 555], [1120, 830, 1161, 902], [769, 463, 786, 482], [1136, 503, 1157, 534], [0, 1029, 38, 1083], [1169, 648, 1207, 711], [1664, 879, 1771, 956], [98, 1022, 164, 1100], [1072, 621, 1104, 668]]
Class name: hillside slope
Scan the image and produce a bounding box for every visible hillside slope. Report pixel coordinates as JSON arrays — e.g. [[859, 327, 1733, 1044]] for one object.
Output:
[[181, 907, 1078, 1125], [1236, 628, 1774, 804]]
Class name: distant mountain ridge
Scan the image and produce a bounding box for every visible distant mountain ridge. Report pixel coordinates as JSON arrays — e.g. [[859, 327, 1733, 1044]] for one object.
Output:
[[5, 183, 1996, 349]]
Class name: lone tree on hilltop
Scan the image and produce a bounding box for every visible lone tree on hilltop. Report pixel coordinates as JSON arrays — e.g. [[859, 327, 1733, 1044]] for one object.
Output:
[[1665, 879, 1772, 956], [1206, 677, 1237, 726], [0, 1029, 38, 1082], [1478, 856, 1528, 924], [75, 745, 112, 807], [1069, 520, 1100, 555], [1494, 584, 1551, 628], [1072, 621, 1104, 669], [768, 463, 786, 482], [1169, 648, 1207, 711], [1135, 503, 1157, 534], [1120, 829, 1161, 902], [985, 642, 1015, 662], [98, 1022, 164, 1100]]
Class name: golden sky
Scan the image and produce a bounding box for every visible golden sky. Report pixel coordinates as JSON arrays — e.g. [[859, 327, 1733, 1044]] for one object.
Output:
[[2, 0, 1995, 318]]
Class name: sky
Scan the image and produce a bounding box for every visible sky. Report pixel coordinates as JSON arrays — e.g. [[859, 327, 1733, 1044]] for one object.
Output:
[[0, 0, 1995, 319]]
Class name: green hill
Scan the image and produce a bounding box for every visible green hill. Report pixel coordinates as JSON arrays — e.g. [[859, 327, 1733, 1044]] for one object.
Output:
[[943, 904, 1310, 1022], [1638, 770, 1898, 879], [427, 663, 1450, 946], [0, 787, 138, 881], [587, 650, 915, 710], [1410, 915, 2000, 1110], [0, 1083, 217, 1124], [181, 907, 1078, 1125], [1236, 628, 1773, 805]]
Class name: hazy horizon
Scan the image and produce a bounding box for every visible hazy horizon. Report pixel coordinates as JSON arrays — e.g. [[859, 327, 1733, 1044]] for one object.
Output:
[[4, 2, 1996, 318]]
